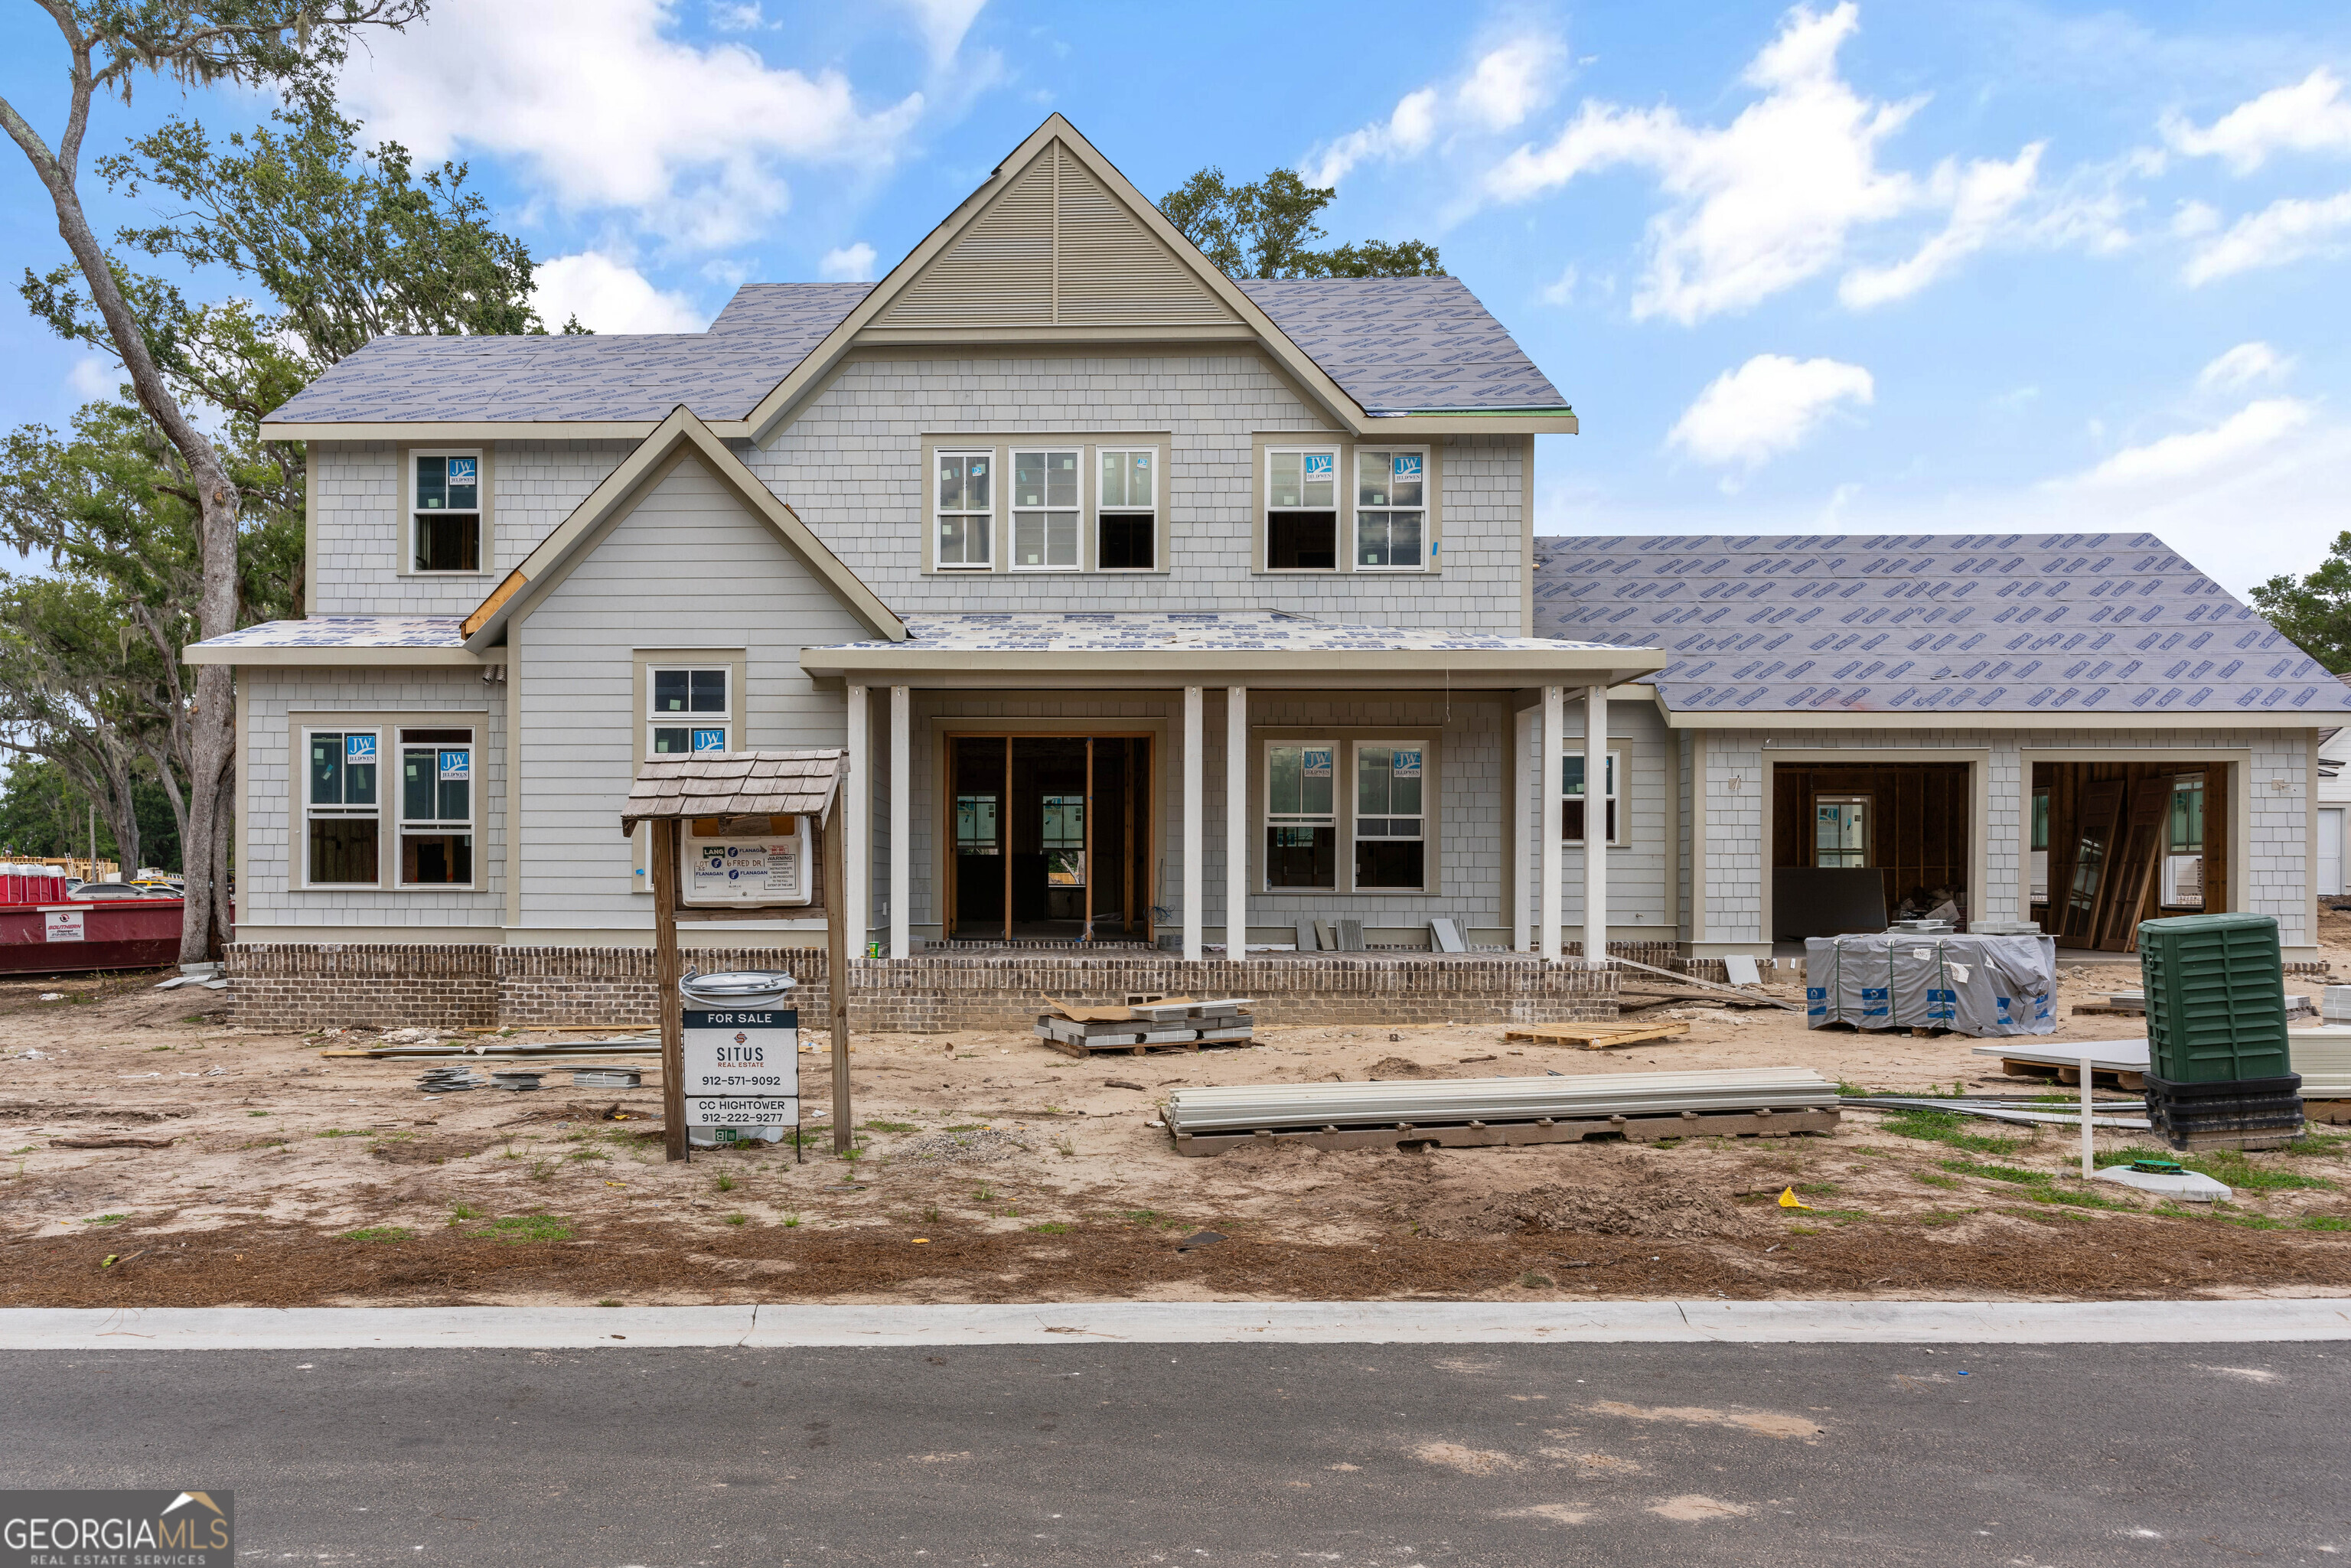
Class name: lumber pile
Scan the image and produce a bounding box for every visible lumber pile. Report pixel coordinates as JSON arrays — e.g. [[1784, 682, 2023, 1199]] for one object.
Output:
[[1506, 1022, 1691, 1051], [1035, 995, 1255, 1058]]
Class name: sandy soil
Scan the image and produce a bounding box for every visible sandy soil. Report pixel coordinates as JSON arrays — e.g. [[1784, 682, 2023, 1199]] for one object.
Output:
[[5, 926, 2349, 1308]]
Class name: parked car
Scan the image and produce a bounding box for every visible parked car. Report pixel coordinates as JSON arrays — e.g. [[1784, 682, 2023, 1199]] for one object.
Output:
[[69, 882, 152, 900]]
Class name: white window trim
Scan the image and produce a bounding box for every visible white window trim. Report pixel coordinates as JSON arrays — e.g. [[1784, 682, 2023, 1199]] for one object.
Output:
[[1263, 444, 1343, 573], [1008, 445, 1084, 572], [408, 448, 486, 575], [1560, 746, 1625, 848], [1351, 740, 1429, 892], [1351, 445, 1430, 572], [1094, 445, 1160, 572], [934, 447, 996, 571], [393, 728, 478, 891], [646, 666, 733, 758], [302, 725, 383, 890], [1264, 738, 1340, 892]]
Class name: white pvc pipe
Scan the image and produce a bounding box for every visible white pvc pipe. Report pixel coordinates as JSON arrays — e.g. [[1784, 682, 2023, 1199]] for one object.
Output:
[[1225, 686, 1247, 957], [1182, 685, 1203, 963], [2081, 1049, 2095, 1179], [889, 683, 909, 960], [1540, 685, 1564, 963]]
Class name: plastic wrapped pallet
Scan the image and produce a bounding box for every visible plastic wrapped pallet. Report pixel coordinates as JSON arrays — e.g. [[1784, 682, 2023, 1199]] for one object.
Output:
[[1805, 933, 2057, 1037]]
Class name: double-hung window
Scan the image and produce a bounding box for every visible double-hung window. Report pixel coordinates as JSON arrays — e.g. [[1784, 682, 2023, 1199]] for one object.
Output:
[[1265, 448, 1339, 569], [935, 450, 993, 569], [1563, 751, 1624, 845], [1264, 742, 1337, 888], [1096, 448, 1156, 570], [398, 728, 474, 886], [1355, 448, 1426, 569], [306, 729, 380, 885], [650, 667, 730, 757], [1812, 794, 1867, 868], [412, 452, 482, 572], [1011, 448, 1081, 570], [1354, 744, 1426, 888]]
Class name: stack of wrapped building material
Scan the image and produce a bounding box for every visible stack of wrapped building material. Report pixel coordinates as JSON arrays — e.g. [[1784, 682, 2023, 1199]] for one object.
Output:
[[1035, 996, 1254, 1057], [1163, 1066, 1839, 1156], [1805, 933, 2057, 1036]]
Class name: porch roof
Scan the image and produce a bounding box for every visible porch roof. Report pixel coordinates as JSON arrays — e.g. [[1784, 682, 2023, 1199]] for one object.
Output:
[[183, 615, 487, 667], [799, 611, 1663, 689]]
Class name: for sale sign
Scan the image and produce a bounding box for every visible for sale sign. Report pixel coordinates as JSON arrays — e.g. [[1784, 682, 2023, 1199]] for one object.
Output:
[[682, 1008, 797, 1097]]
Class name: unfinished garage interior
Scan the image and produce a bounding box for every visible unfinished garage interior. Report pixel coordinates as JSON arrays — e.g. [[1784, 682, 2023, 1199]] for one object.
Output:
[[2030, 761, 2224, 950], [1771, 761, 1974, 940]]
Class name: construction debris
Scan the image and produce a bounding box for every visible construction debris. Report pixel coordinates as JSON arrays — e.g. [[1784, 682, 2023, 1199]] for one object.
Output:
[[568, 1067, 643, 1089], [1505, 1022, 1691, 1051], [1838, 1095, 2151, 1130], [1164, 1066, 1840, 1156], [416, 1066, 486, 1093], [1971, 1040, 2150, 1090], [51, 1133, 175, 1149], [1035, 995, 1256, 1057]]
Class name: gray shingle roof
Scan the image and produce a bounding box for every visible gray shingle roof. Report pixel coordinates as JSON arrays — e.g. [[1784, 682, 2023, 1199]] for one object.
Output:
[[809, 610, 1635, 654], [1533, 532, 2348, 718], [265, 274, 1564, 425], [1237, 276, 1569, 415], [621, 749, 845, 834]]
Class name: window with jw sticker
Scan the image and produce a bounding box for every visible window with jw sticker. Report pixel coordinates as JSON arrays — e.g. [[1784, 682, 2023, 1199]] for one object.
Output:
[[345, 734, 377, 763], [445, 456, 478, 485], [1392, 748, 1423, 778], [439, 750, 470, 780], [1301, 454, 1334, 481], [1392, 454, 1422, 481], [691, 728, 728, 753], [1301, 748, 1333, 777]]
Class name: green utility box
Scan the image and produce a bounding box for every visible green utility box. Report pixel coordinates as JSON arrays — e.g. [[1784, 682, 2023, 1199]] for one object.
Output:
[[2137, 913, 2293, 1083]]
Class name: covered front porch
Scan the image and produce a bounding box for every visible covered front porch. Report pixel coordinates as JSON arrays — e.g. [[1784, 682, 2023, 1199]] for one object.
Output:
[[801, 613, 1664, 963]]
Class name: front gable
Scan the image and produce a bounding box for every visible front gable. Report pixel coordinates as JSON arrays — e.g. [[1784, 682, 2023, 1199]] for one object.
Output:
[[875, 140, 1238, 330]]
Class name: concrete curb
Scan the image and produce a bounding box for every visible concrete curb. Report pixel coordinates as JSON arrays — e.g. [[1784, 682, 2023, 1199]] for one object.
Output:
[[4, 1299, 2348, 1349]]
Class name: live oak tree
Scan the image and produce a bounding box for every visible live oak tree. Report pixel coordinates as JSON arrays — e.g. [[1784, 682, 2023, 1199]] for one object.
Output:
[[2252, 533, 2351, 676], [1160, 165, 1443, 279], [0, 0, 429, 960]]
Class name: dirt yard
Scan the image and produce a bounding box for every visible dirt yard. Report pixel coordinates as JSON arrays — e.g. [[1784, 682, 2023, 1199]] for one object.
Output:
[[5, 928, 2350, 1308]]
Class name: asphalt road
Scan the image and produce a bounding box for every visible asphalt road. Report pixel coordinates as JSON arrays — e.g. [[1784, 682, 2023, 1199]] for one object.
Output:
[[3, 1341, 2345, 1566]]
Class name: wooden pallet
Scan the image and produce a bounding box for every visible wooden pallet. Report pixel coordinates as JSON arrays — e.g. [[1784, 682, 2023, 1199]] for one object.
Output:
[[1170, 1107, 1838, 1156], [1999, 1058, 2147, 1090], [1506, 1022, 1691, 1051], [1034, 1015, 1257, 1058]]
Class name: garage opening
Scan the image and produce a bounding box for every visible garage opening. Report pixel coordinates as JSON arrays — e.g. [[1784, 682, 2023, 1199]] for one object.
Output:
[[1772, 762, 1971, 940], [2031, 761, 2225, 950]]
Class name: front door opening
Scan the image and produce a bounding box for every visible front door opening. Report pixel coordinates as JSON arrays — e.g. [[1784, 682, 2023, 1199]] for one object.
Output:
[[948, 735, 1152, 942]]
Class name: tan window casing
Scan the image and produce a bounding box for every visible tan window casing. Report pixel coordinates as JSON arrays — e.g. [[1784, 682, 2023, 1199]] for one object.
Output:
[[397, 445, 494, 577], [919, 432, 1169, 575], [1248, 434, 1440, 575], [629, 648, 748, 892], [1250, 726, 1442, 895], [287, 709, 492, 893], [1561, 746, 1627, 847]]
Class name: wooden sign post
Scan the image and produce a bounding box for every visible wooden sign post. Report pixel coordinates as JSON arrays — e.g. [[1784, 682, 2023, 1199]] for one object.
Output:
[[654, 817, 688, 1163]]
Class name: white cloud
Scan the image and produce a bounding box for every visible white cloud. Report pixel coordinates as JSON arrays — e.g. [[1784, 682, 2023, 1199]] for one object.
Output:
[[1668, 354, 1875, 474], [1540, 262, 1579, 305], [66, 357, 117, 399], [2199, 341, 2292, 393], [2073, 397, 2314, 489], [2163, 68, 2351, 174], [533, 250, 705, 334], [1305, 33, 1564, 187], [340, 0, 924, 249], [709, 1, 768, 30], [2170, 199, 2221, 238], [897, 0, 986, 64], [2183, 189, 2351, 284], [1839, 143, 2043, 308], [1486, 4, 1925, 323], [819, 243, 879, 282]]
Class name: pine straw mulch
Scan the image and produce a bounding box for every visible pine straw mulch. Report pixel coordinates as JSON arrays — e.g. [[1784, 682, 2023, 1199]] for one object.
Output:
[[6, 1207, 2349, 1308]]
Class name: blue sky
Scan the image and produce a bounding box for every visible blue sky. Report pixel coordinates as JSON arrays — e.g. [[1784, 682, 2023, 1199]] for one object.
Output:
[[3, 0, 2349, 593]]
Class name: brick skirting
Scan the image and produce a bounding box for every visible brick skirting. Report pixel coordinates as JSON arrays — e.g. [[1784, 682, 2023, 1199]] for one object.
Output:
[[225, 943, 1620, 1032]]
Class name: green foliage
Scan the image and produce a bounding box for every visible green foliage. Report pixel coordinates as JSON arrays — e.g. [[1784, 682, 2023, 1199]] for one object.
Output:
[[1160, 165, 1443, 279], [2252, 533, 2351, 673], [862, 1120, 920, 1133], [1879, 1108, 2032, 1155], [723, 1213, 748, 1227], [0, 757, 178, 867], [2303, 1215, 2349, 1231], [342, 1225, 413, 1242], [471, 1214, 572, 1244]]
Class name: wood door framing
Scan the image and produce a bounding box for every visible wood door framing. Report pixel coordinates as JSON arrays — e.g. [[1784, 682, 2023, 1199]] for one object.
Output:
[[941, 728, 1157, 942], [2017, 748, 2250, 937]]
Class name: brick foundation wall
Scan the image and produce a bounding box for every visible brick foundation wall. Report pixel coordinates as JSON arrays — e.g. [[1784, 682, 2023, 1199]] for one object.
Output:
[[227, 943, 1617, 1032]]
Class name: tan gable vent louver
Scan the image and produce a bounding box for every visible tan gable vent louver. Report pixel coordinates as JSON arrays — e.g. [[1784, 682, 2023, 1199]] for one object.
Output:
[[876, 142, 1237, 330]]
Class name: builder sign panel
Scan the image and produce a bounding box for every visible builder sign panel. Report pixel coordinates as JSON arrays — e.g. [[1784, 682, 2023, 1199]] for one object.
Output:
[[682, 1009, 798, 1126]]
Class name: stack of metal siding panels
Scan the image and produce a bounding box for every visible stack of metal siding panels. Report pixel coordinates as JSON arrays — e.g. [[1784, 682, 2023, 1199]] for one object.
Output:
[[1166, 1067, 1837, 1135]]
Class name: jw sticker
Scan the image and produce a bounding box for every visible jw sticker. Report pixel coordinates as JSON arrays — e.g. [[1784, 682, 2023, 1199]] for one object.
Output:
[[691, 728, 728, 753], [439, 750, 471, 780], [1301, 453, 1334, 481], [445, 456, 478, 485], [1301, 748, 1333, 777], [1391, 453, 1422, 481], [344, 733, 377, 764], [1393, 748, 1423, 778]]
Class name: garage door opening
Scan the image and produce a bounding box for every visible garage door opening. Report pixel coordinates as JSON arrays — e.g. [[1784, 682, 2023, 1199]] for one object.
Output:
[[1772, 762, 1971, 940], [2033, 761, 2225, 950]]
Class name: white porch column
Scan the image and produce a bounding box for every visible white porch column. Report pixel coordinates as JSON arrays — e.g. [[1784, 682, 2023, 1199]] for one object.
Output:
[[1225, 686, 1247, 957], [1513, 703, 1534, 953], [1539, 685, 1564, 962], [889, 683, 910, 960], [1182, 686, 1204, 962], [844, 684, 869, 955], [1583, 683, 1610, 969]]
